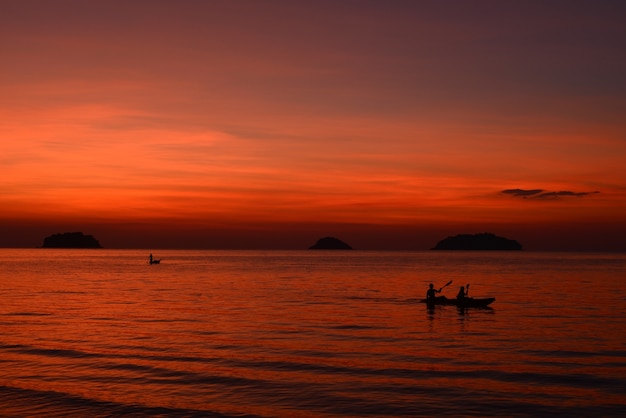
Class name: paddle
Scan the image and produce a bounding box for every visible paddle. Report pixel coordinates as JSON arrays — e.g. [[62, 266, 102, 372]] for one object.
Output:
[[440, 280, 453, 292]]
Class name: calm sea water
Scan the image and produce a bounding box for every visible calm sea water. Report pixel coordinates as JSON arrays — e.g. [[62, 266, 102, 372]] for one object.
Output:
[[1, 249, 625, 417]]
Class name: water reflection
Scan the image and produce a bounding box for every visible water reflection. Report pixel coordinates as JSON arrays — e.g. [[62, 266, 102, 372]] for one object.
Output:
[[0, 249, 625, 417], [427, 305, 436, 320], [457, 306, 494, 316]]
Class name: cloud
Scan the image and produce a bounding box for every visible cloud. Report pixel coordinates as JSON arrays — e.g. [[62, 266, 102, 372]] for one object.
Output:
[[502, 189, 599, 199], [533, 190, 600, 199], [502, 189, 544, 197]]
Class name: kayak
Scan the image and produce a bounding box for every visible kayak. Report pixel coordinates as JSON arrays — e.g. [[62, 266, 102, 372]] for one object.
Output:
[[420, 296, 495, 307], [421, 296, 495, 307]]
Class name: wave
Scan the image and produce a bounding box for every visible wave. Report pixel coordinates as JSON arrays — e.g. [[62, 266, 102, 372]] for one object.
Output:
[[0, 385, 261, 417], [3, 346, 625, 415]]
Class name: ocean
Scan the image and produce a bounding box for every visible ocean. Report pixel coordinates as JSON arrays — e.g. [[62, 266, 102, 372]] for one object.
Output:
[[1, 249, 625, 417]]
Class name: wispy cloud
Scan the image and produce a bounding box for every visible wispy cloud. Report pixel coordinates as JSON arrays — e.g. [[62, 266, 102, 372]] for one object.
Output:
[[502, 189, 600, 199], [501, 189, 544, 198]]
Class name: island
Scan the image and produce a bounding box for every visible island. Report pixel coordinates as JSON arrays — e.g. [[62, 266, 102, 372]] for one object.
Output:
[[308, 236, 353, 250], [42, 232, 103, 248], [431, 233, 522, 251]]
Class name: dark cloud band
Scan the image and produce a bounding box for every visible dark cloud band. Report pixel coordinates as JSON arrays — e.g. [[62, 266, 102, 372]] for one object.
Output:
[[502, 189, 599, 199]]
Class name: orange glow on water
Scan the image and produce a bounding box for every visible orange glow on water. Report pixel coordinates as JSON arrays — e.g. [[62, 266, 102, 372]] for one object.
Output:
[[1, 250, 625, 415]]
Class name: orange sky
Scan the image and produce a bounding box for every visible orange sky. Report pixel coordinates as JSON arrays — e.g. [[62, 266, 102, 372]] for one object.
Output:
[[2, 1, 625, 250]]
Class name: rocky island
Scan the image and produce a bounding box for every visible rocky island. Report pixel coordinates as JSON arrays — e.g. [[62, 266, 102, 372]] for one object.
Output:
[[309, 237, 353, 250], [431, 233, 522, 251], [42, 232, 103, 248]]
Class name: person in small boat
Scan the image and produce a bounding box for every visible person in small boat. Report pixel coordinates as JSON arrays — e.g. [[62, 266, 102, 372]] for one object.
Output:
[[149, 253, 153, 263], [457, 285, 469, 300], [426, 283, 443, 300]]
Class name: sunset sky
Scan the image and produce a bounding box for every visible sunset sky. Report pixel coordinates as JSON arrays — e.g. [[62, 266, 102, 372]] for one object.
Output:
[[2, 1, 625, 250]]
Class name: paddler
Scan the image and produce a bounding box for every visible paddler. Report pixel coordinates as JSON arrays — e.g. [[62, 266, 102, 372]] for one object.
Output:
[[457, 284, 469, 300], [426, 283, 442, 300]]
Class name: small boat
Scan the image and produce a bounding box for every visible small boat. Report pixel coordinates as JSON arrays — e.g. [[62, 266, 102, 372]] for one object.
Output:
[[149, 259, 161, 264], [420, 296, 495, 308]]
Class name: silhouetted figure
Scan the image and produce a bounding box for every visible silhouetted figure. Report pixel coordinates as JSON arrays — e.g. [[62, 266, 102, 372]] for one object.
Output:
[[426, 283, 442, 300], [457, 285, 469, 300], [149, 253, 153, 263]]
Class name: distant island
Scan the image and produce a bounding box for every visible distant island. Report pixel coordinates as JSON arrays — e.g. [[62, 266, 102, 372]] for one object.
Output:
[[42, 232, 103, 248], [309, 237, 353, 250], [431, 233, 522, 250]]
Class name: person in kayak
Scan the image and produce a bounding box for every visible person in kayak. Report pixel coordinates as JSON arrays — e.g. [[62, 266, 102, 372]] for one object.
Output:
[[457, 285, 469, 300], [426, 283, 443, 300]]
